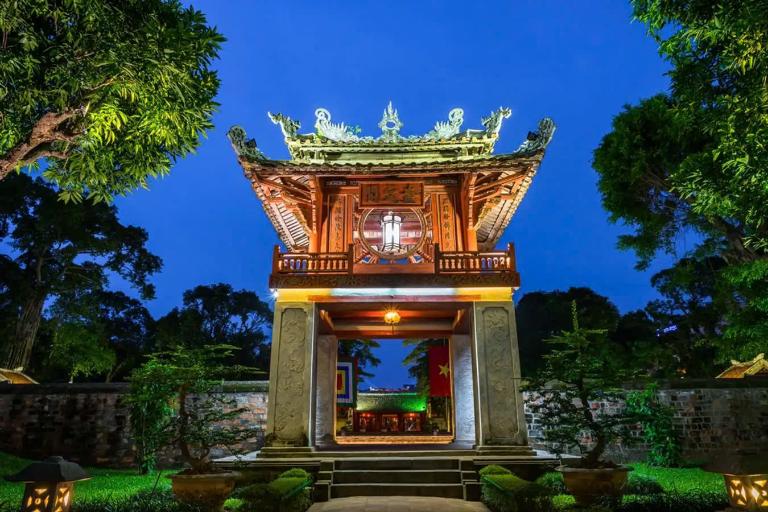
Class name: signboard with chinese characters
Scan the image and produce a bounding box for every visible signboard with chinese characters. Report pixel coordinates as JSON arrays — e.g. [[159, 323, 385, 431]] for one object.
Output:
[[359, 182, 424, 207]]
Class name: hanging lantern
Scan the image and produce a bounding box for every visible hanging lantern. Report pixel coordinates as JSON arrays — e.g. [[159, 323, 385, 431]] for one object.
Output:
[[4, 456, 89, 512], [383, 305, 401, 326], [704, 450, 768, 511], [380, 211, 402, 254]]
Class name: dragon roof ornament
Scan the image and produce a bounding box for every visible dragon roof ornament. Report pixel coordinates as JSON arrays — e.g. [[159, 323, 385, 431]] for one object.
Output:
[[267, 103, 510, 144], [228, 104, 554, 164]]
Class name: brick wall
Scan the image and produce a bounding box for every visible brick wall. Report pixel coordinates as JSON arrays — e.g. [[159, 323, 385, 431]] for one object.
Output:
[[524, 381, 768, 462], [2, 380, 766, 467], [0, 382, 268, 467]]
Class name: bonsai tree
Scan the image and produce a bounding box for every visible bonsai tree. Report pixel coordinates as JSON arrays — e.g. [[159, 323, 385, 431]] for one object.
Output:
[[525, 302, 638, 468], [128, 345, 259, 474]]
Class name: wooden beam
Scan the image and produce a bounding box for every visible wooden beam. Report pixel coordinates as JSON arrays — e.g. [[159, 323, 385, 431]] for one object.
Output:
[[473, 173, 523, 195]]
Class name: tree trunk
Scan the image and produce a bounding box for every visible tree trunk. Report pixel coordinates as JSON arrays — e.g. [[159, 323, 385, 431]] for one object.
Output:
[[2, 289, 47, 370]]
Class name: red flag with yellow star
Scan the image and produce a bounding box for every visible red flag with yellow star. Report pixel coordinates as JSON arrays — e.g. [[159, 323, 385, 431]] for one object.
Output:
[[428, 345, 451, 397]]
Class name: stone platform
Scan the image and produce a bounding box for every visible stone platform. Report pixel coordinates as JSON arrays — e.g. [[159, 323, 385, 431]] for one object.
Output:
[[214, 448, 560, 502], [308, 496, 490, 512]]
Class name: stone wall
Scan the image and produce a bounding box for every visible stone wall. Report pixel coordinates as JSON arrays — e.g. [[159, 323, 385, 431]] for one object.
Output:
[[0, 382, 268, 467], [1, 380, 766, 467], [524, 380, 768, 462]]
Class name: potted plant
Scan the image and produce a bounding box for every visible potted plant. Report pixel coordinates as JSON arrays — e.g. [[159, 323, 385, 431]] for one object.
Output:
[[128, 345, 259, 511], [525, 302, 639, 506]]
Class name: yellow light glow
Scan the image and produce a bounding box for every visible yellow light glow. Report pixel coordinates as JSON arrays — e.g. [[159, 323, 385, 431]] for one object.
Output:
[[724, 474, 768, 511], [383, 309, 401, 325]]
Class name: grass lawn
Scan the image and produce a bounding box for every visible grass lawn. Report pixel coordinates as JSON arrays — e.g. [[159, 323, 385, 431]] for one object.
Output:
[[0, 452, 173, 510], [548, 463, 727, 510], [629, 463, 724, 493]]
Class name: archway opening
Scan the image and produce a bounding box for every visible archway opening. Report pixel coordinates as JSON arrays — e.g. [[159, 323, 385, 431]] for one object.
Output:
[[334, 338, 455, 445]]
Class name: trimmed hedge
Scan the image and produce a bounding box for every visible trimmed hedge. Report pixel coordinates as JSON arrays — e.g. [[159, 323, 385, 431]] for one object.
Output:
[[234, 468, 312, 512], [479, 464, 513, 477], [481, 473, 553, 512]]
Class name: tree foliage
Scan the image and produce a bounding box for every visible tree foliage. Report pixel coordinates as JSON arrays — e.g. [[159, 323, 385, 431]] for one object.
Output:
[[594, 0, 768, 358], [338, 339, 381, 384], [47, 289, 154, 382], [516, 287, 621, 377], [0, 0, 223, 202], [0, 173, 161, 370], [127, 345, 258, 474], [154, 283, 272, 373], [525, 303, 640, 468]]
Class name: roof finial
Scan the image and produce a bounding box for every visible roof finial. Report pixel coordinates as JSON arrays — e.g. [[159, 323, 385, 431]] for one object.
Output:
[[378, 101, 403, 142]]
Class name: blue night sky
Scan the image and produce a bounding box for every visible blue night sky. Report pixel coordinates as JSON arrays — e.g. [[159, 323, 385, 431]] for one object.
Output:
[[112, 1, 676, 387]]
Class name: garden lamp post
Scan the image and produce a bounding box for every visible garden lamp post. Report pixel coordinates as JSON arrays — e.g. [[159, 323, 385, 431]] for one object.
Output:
[[4, 456, 89, 512], [704, 450, 768, 511]]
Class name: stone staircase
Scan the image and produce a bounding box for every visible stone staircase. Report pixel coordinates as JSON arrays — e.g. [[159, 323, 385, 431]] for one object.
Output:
[[313, 457, 482, 502]]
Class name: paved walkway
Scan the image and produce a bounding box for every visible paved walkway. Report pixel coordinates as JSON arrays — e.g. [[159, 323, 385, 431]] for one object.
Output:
[[308, 497, 489, 512]]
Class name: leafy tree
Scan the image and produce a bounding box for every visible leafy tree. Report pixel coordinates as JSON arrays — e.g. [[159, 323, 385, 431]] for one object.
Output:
[[525, 303, 640, 468], [0, 0, 223, 202], [402, 338, 446, 396], [45, 289, 154, 382], [516, 287, 620, 377], [154, 283, 272, 372], [338, 339, 381, 385], [645, 257, 727, 376], [594, 1, 768, 358], [0, 173, 161, 370], [127, 345, 258, 474]]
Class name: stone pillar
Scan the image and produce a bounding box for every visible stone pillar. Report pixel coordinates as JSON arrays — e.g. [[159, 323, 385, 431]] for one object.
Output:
[[472, 301, 528, 447], [264, 302, 316, 447], [314, 334, 338, 446], [450, 334, 476, 445]]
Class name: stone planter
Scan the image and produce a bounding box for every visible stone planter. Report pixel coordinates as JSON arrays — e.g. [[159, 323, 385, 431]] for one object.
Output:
[[557, 465, 632, 505], [169, 471, 240, 511]]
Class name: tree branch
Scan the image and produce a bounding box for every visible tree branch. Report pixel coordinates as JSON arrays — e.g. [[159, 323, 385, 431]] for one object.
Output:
[[0, 110, 83, 180]]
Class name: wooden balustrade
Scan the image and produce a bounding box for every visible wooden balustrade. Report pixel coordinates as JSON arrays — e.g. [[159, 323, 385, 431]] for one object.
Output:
[[436, 246, 515, 274], [271, 243, 517, 276]]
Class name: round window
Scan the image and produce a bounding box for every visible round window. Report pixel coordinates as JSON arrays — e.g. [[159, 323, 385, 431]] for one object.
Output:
[[358, 208, 426, 260]]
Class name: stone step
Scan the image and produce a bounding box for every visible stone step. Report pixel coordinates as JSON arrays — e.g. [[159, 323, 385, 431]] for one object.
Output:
[[334, 457, 460, 471], [333, 469, 462, 484], [331, 483, 465, 499]]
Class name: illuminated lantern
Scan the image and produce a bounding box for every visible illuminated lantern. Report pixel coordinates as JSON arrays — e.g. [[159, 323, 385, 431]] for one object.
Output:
[[4, 456, 89, 512], [705, 450, 768, 511], [383, 307, 400, 325], [380, 211, 402, 253]]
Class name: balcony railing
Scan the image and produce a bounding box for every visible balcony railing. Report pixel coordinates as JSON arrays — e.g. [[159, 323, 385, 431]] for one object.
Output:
[[272, 244, 517, 277]]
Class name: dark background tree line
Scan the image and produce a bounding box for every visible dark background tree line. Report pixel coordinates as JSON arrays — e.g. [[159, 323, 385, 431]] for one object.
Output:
[[0, 174, 272, 382]]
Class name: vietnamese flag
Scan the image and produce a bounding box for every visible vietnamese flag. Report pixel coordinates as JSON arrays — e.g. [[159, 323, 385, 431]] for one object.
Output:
[[428, 345, 451, 397]]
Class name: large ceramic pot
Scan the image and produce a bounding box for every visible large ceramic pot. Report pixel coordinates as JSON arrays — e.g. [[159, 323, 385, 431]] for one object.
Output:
[[557, 465, 632, 505], [169, 471, 240, 511]]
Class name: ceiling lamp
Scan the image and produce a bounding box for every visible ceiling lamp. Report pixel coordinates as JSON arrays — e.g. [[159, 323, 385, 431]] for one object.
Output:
[[383, 306, 401, 325]]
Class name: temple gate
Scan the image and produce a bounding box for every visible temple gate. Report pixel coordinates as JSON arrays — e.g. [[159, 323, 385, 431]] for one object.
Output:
[[228, 103, 554, 455]]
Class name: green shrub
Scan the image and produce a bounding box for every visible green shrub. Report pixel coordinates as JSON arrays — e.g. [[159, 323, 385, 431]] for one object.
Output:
[[625, 474, 664, 496], [626, 384, 682, 467], [479, 464, 512, 476], [535, 472, 567, 495], [234, 474, 311, 512], [278, 468, 311, 480], [481, 474, 552, 512]]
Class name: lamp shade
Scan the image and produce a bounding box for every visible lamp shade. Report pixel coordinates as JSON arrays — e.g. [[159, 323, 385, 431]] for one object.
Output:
[[5, 456, 89, 483]]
